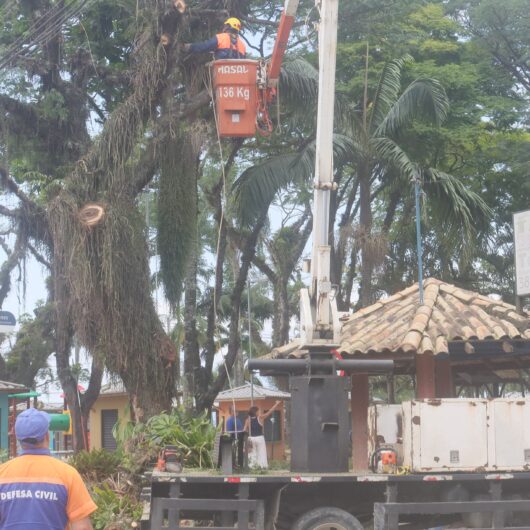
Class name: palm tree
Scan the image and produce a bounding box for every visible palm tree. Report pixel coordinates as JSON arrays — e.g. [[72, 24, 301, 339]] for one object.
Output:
[[344, 55, 491, 306], [233, 55, 490, 337]]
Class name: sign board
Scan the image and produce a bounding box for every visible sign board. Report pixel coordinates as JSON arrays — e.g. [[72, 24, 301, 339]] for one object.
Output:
[[514, 210, 530, 296], [0, 311, 16, 333]]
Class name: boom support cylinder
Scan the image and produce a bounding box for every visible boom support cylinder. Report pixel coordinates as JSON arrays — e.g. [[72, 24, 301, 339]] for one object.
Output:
[[248, 358, 393, 375]]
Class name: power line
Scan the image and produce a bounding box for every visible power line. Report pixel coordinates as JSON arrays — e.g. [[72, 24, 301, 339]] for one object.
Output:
[[0, 0, 96, 70], [0, 0, 18, 20], [0, 1, 77, 67], [25, 0, 95, 50]]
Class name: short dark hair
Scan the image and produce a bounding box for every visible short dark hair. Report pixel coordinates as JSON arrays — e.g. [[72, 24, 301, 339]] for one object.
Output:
[[248, 406, 258, 417], [21, 437, 40, 445]]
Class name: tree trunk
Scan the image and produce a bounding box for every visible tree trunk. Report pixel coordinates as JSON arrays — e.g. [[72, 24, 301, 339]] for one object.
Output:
[[278, 278, 290, 346], [272, 278, 290, 348], [386, 375, 395, 404], [200, 210, 268, 410], [183, 245, 201, 412], [358, 165, 373, 308], [53, 275, 103, 452], [234, 349, 244, 387]]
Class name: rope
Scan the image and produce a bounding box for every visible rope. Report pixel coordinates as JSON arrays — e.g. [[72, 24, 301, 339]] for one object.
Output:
[[248, 273, 254, 405], [204, 65, 227, 317], [203, 65, 238, 411]]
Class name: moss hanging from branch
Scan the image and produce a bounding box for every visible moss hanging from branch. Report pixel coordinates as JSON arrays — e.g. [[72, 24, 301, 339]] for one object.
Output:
[[49, 189, 176, 415], [157, 126, 198, 308], [46, 3, 183, 417]]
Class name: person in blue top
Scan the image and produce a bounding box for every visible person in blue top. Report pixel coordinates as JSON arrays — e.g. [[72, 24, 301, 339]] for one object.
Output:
[[225, 406, 245, 468], [182, 18, 247, 59]]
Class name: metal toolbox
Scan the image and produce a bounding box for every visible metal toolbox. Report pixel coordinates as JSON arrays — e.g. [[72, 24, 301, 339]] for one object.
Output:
[[402, 399, 489, 472], [488, 398, 530, 470]]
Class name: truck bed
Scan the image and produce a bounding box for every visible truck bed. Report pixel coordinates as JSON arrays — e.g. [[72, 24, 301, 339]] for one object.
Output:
[[149, 468, 530, 484]]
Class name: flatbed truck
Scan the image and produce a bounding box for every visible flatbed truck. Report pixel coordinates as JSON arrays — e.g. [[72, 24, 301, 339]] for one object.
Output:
[[141, 468, 530, 529]]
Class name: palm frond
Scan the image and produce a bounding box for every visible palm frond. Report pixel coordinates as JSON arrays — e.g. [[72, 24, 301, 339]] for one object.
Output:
[[423, 168, 492, 252], [368, 55, 414, 133], [376, 77, 449, 138], [279, 58, 319, 107], [279, 57, 354, 127], [372, 137, 418, 182], [232, 134, 356, 225], [233, 153, 305, 226]]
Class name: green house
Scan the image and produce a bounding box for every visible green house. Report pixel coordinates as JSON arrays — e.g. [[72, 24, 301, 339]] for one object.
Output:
[[0, 381, 28, 450]]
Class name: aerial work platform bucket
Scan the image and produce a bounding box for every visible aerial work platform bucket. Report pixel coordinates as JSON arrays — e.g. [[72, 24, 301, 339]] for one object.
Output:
[[211, 59, 259, 138]]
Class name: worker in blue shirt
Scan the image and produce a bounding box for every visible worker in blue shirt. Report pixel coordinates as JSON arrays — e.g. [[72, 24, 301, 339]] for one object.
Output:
[[225, 406, 245, 468], [183, 18, 247, 59]]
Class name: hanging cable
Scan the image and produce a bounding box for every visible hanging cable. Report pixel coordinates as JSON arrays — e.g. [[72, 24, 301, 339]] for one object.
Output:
[[0, 0, 17, 20], [0, 1, 77, 66], [0, 0, 96, 69], [247, 272, 254, 405], [203, 65, 238, 406]]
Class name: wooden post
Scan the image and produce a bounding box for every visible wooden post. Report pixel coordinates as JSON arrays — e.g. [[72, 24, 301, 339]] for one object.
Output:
[[351, 374, 369, 471], [415, 353, 436, 399], [435, 357, 454, 398]]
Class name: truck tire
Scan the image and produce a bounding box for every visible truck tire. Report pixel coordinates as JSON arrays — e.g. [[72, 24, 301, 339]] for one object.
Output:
[[291, 507, 363, 530]]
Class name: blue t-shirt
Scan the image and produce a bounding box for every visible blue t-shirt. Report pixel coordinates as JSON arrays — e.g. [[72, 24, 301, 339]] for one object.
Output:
[[226, 416, 243, 434]]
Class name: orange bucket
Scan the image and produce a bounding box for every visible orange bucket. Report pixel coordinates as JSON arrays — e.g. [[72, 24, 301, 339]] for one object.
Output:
[[212, 60, 259, 137]]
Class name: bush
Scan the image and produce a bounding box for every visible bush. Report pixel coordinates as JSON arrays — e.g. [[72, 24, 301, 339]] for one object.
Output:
[[91, 483, 143, 530], [116, 408, 217, 469], [69, 449, 123, 481]]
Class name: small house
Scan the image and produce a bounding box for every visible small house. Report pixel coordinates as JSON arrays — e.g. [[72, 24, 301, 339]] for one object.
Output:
[[89, 380, 130, 451], [215, 383, 290, 462]]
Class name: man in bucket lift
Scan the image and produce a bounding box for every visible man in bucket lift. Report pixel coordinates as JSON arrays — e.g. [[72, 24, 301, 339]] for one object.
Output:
[[183, 17, 246, 59]]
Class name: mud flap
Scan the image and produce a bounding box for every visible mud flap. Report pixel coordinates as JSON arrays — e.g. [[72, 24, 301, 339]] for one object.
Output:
[[266, 485, 288, 530]]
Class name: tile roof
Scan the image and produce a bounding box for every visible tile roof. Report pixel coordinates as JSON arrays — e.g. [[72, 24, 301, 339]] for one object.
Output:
[[269, 278, 530, 358], [216, 383, 290, 401], [0, 381, 28, 392]]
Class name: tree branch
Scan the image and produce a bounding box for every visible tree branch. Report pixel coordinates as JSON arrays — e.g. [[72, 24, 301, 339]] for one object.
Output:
[[251, 255, 277, 283], [0, 166, 40, 212], [27, 242, 51, 269], [206, 208, 269, 403]]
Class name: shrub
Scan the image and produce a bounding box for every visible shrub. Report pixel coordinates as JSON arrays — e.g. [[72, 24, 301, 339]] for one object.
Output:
[[91, 483, 143, 530], [116, 408, 217, 469], [69, 449, 123, 481]]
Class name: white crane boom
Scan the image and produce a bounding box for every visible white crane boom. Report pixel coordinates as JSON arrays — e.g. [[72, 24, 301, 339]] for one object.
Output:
[[300, 0, 341, 345]]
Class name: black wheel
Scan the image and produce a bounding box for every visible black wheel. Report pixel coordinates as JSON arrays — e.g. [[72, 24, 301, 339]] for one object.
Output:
[[291, 507, 363, 530]]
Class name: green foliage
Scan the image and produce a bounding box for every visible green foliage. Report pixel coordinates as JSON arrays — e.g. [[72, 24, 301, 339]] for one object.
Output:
[[157, 130, 198, 308], [69, 449, 123, 481], [116, 409, 217, 469], [38, 90, 69, 122], [1, 303, 54, 389], [91, 483, 143, 530], [233, 134, 355, 226]]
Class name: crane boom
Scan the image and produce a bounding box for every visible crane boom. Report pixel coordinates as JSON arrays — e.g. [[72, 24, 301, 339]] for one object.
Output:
[[267, 0, 300, 86], [300, 0, 341, 345]]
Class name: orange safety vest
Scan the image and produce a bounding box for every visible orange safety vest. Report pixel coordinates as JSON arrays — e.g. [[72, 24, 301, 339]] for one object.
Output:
[[216, 33, 246, 58]]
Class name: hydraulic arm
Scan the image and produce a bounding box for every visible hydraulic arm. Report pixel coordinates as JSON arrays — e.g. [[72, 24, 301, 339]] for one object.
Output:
[[300, 0, 341, 345]]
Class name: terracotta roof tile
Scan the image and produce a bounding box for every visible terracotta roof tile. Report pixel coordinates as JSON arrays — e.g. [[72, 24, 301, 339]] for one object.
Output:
[[268, 278, 530, 359]]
